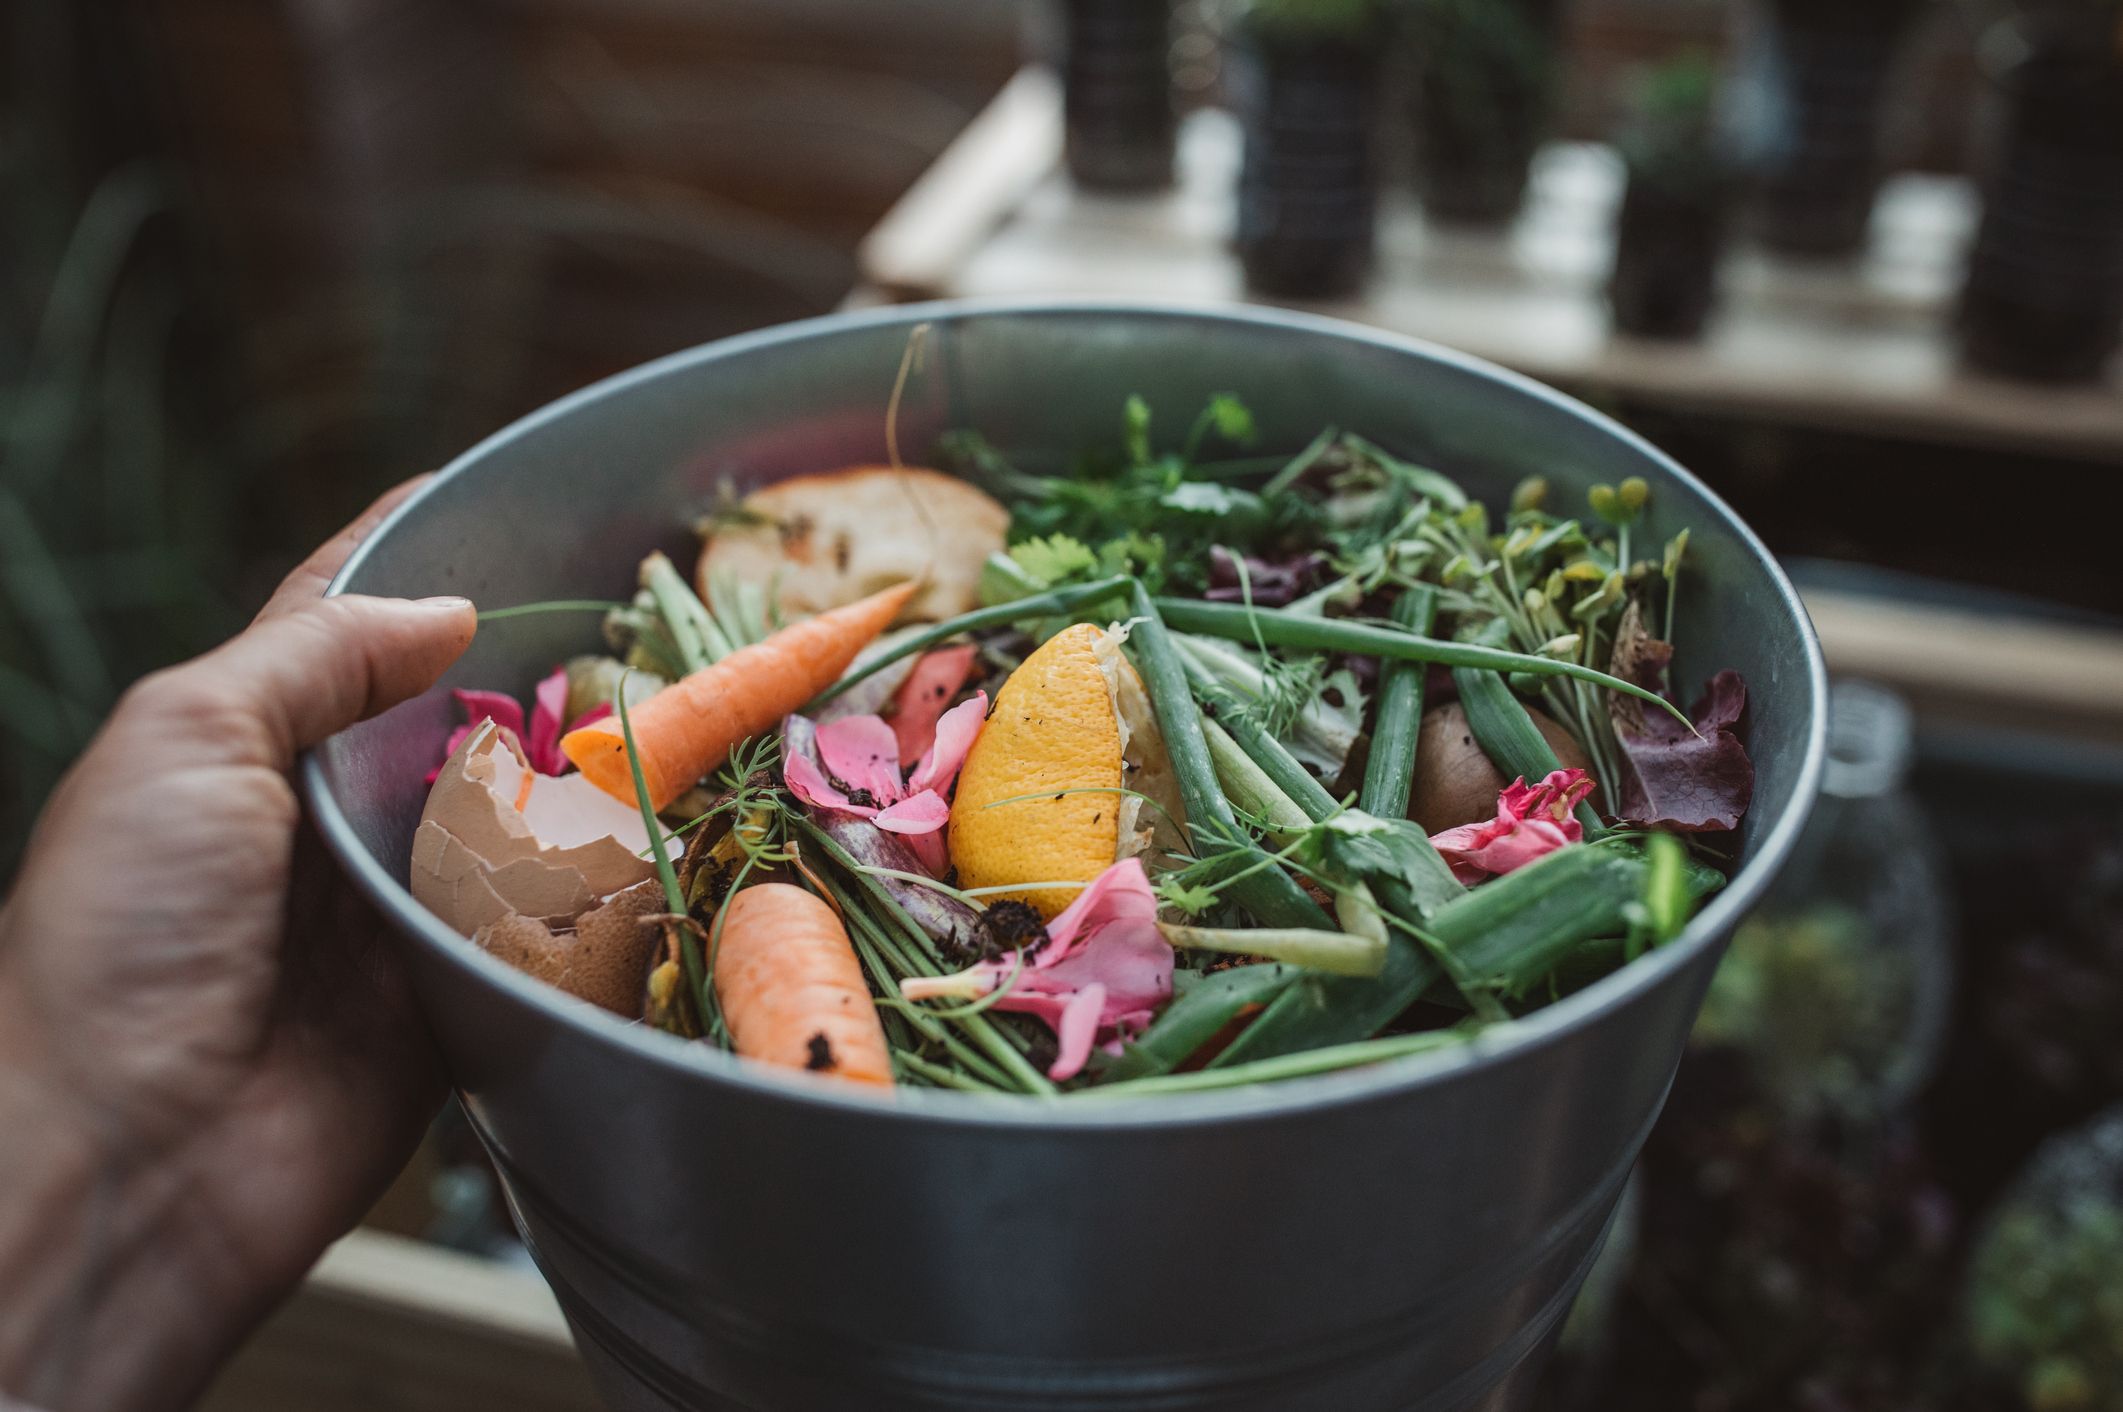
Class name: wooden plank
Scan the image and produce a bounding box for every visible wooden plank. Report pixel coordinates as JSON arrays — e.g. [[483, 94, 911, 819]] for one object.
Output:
[[199, 1231, 597, 1412], [859, 67, 1063, 302], [1805, 590, 2123, 745], [858, 73, 2123, 464]]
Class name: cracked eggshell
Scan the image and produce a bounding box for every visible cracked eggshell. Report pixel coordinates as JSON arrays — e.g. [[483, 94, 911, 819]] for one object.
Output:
[[474, 879, 667, 1015], [412, 722, 662, 937], [697, 466, 1006, 624]]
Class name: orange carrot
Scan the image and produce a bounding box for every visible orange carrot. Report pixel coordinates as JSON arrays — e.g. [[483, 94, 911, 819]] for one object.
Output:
[[713, 883, 892, 1086], [564, 581, 916, 810]]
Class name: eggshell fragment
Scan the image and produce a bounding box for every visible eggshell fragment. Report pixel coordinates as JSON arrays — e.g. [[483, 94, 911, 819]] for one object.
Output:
[[1409, 702, 1596, 834], [697, 466, 1007, 624], [473, 879, 667, 1015], [412, 722, 664, 937]]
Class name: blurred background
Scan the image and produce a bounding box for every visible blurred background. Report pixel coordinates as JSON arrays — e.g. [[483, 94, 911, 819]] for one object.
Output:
[[5, 1, 2121, 1409]]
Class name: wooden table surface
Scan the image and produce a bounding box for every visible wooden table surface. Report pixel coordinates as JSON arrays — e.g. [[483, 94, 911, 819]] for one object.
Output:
[[860, 69, 2123, 467]]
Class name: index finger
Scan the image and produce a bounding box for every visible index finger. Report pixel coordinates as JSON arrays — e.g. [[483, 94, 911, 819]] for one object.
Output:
[[254, 475, 435, 623]]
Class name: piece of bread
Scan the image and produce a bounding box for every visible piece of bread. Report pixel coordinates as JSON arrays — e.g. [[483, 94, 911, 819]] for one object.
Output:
[[697, 465, 1007, 625]]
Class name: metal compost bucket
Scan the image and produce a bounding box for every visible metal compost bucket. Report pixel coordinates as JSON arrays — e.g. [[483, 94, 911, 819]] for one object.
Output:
[[303, 302, 1827, 1412]]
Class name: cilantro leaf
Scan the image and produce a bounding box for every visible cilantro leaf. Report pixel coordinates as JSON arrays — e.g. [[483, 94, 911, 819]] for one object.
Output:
[[1007, 533, 1099, 587]]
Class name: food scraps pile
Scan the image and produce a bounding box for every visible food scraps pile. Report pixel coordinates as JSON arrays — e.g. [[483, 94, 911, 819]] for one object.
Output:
[[411, 395, 1755, 1097]]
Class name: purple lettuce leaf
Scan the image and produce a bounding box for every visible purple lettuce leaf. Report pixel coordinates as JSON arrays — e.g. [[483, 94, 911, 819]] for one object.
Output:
[[1608, 602, 1755, 833]]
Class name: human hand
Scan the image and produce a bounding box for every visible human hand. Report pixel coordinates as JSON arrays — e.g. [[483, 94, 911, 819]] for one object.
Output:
[[0, 480, 476, 1411]]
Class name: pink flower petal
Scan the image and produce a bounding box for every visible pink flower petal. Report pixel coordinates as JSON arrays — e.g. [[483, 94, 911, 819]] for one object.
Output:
[[873, 789, 951, 835], [894, 861, 1176, 1078], [426, 723, 480, 783], [1459, 817, 1576, 880], [907, 691, 988, 797], [453, 689, 525, 741], [524, 667, 572, 774], [889, 645, 979, 767], [1043, 856, 1159, 955], [902, 826, 950, 879], [566, 702, 613, 733], [1430, 768, 1594, 885], [815, 714, 906, 808], [1047, 982, 1109, 1081], [1037, 927, 1173, 1018], [784, 749, 873, 818]]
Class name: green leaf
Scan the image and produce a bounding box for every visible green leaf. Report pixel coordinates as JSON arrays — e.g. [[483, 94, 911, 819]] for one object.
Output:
[[1123, 394, 1153, 466], [1207, 393, 1255, 444], [1007, 532, 1099, 587], [978, 550, 1045, 607], [1643, 831, 1691, 943], [1314, 811, 1464, 919], [1157, 878, 1223, 916], [1094, 529, 1167, 583], [1100, 963, 1298, 1082]]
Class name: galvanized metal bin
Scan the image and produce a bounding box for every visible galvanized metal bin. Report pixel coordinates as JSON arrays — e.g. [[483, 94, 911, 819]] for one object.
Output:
[[304, 302, 1826, 1411]]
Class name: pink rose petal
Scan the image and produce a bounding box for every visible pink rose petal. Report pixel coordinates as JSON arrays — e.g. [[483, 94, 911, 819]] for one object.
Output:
[[453, 689, 526, 741], [815, 714, 906, 808], [907, 859, 1175, 1081], [901, 827, 950, 879], [784, 748, 874, 818], [1430, 768, 1595, 885], [873, 789, 951, 835], [1044, 855, 1159, 953], [525, 667, 572, 774], [568, 702, 613, 733], [889, 645, 980, 767], [430, 687, 538, 784], [908, 692, 988, 797], [1049, 983, 1109, 1081]]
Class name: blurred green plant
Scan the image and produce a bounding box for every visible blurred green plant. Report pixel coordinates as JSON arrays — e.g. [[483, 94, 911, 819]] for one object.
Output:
[[1, 121, 243, 872], [1614, 51, 1725, 194], [1963, 1109, 2123, 1411], [1695, 901, 1921, 1127]]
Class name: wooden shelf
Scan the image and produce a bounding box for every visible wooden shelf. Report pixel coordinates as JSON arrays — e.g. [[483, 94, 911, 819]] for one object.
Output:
[[860, 69, 2123, 465], [201, 1231, 598, 1412]]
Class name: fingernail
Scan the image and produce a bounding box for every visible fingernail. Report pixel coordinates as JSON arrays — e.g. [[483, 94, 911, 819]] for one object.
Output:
[[415, 595, 474, 611]]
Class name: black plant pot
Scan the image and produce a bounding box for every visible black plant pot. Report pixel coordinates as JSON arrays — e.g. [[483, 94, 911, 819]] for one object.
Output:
[[1060, 0, 1177, 191], [1227, 24, 1383, 300], [1404, 0, 1564, 226], [1741, 0, 1925, 257], [1610, 174, 1728, 341], [1958, 29, 2123, 384]]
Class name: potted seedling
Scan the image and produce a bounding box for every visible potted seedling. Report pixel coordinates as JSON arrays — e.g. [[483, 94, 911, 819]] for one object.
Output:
[[1609, 54, 1731, 341], [1734, 0, 1930, 257], [1059, 0, 1179, 190], [1224, 0, 1389, 298], [1959, 0, 2123, 382], [1402, 0, 1566, 225]]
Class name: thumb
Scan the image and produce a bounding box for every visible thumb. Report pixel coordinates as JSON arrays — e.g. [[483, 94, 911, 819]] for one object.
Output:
[[134, 595, 478, 771]]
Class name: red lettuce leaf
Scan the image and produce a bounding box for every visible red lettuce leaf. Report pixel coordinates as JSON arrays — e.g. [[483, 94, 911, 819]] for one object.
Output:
[[1608, 602, 1755, 832]]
